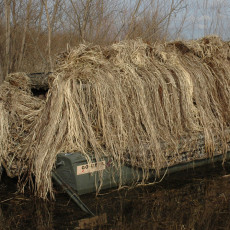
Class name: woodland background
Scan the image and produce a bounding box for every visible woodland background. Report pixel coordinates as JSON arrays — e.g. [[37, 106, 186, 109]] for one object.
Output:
[[0, 0, 230, 83]]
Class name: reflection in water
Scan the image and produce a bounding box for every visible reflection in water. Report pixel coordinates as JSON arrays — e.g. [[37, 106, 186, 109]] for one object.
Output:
[[1, 163, 230, 229], [0, 186, 54, 230]]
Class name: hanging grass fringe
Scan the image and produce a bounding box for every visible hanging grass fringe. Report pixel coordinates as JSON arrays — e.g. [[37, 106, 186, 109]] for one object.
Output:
[[1, 36, 230, 198]]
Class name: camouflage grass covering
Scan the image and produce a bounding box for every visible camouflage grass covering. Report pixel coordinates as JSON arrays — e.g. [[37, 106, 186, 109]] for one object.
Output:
[[1, 36, 230, 198]]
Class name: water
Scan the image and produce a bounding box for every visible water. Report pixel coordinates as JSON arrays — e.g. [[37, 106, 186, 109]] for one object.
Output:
[[1, 162, 230, 230]]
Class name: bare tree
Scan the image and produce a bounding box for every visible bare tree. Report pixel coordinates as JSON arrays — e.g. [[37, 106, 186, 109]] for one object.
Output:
[[125, 0, 142, 39], [69, 0, 93, 42], [0, 59, 3, 84], [43, 0, 53, 71], [0, 0, 229, 78], [81, 0, 93, 41], [43, 0, 61, 71], [4, 0, 10, 77], [18, 0, 33, 70]]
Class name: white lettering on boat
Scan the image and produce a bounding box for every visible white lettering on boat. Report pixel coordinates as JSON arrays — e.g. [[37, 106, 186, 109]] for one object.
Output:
[[77, 161, 106, 175]]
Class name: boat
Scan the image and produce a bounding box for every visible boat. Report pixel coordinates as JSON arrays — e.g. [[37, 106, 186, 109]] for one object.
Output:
[[52, 149, 230, 215], [53, 150, 230, 195]]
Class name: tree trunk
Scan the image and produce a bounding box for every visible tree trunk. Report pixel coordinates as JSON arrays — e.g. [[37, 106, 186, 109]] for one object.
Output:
[[0, 61, 4, 84], [18, 0, 33, 70], [43, 0, 53, 71], [4, 0, 11, 77]]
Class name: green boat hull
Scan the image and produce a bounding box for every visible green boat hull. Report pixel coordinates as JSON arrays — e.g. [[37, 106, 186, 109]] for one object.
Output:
[[54, 152, 230, 195]]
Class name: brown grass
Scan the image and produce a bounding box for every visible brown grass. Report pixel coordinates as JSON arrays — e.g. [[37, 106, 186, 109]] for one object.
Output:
[[0, 73, 44, 178], [1, 36, 230, 198]]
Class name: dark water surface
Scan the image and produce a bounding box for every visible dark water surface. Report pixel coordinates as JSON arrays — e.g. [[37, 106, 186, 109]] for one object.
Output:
[[1, 162, 230, 230]]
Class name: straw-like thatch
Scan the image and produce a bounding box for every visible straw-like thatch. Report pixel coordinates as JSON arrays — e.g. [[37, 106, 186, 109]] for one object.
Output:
[[0, 73, 44, 178], [1, 36, 230, 198]]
